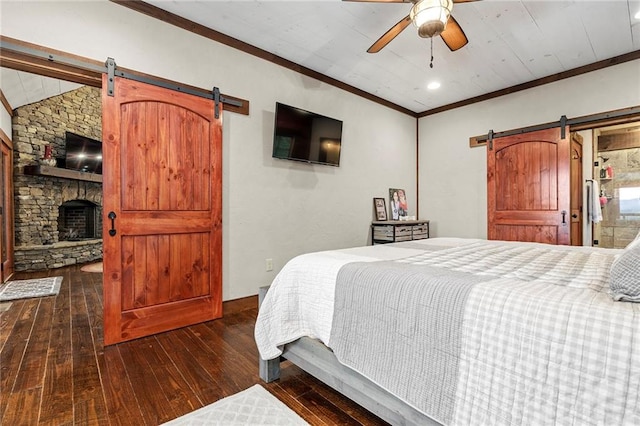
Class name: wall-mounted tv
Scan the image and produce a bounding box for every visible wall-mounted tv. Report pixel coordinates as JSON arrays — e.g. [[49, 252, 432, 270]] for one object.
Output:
[[272, 102, 343, 167], [65, 131, 103, 174]]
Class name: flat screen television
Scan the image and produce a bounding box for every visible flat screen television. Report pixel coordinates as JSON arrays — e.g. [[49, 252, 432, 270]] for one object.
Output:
[[272, 102, 343, 167], [65, 131, 103, 174]]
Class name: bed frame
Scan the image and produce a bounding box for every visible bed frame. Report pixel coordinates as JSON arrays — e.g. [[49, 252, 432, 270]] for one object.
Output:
[[257, 286, 441, 426]]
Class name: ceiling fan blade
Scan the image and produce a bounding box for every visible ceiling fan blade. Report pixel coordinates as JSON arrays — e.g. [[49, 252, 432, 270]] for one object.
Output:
[[367, 15, 412, 53], [440, 15, 468, 51]]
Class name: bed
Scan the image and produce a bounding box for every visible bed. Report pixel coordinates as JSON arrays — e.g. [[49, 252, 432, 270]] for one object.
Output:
[[255, 237, 640, 425]]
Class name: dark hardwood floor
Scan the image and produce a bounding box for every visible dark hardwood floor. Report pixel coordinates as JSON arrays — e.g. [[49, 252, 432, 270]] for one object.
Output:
[[0, 264, 388, 425]]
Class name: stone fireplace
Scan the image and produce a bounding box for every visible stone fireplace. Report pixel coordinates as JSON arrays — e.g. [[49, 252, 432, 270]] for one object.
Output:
[[12, 85, 103, 271]]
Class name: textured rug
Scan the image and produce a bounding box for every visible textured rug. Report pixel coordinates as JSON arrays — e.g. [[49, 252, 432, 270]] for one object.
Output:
[[0, 276, 63, 302], [80, 262, 103, 273], [162, 384, 308, 426]]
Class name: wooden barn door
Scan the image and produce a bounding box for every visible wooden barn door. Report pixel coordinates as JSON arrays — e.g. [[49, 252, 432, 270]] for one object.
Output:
[[488, 126, 571, 245], [102, 75, 222, 345]]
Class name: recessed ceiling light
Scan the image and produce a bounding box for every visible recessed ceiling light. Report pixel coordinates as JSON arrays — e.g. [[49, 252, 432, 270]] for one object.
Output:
[[635, 10, 640, 20], [427, 81, 441, 90]]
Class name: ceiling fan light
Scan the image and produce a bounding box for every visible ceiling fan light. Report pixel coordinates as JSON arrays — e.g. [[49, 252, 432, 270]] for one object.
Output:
[[410, 0, 453, 38]]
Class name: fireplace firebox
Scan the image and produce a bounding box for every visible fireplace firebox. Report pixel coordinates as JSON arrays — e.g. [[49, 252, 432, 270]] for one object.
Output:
[[58, 200, 101, 241]]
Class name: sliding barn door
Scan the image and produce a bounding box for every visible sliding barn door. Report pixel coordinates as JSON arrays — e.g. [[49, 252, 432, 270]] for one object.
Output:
[[102, 75, 222, 345], [488, 126, 571, 245]]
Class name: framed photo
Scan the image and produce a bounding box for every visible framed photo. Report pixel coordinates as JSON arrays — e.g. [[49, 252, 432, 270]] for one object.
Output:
[[373, 197, 387, 221], [388, 188, 408, 220]]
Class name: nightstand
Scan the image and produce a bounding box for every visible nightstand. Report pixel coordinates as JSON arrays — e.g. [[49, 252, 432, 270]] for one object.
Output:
[[371, 220, 430, 244]]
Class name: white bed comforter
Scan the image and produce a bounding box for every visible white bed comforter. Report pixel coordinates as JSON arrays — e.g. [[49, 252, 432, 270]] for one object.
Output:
[[254, 238, 640, 425], [255, 238, 474, 359]]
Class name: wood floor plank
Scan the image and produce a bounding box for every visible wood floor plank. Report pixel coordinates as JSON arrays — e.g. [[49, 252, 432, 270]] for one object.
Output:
[[73, 396, 110, 426], [154, 329, 223, 407], [0, 298, 40, 412], [98, 345, 146, 426], [271, 363, 365, 425], [2, 387, 42, 425], [1, 264, 388, 425], [298, 388, 368, 425], [0, 299, 39, 419], [181, 324, 249, 393], [276, 358, 389, 425], [0, 301, 33, 420], [117, 338, 177, 425], [200, 310, 259, 361], [12, 297, 55, 392], [70, 271, 108, 424], [0, 299, 26, 352], [189, 322, 258, 391], [265, 381, 327, 425], [82, 272, 104, 344], [39, 275, 74, 425], [128, 336, 201, 420], [292, 363, 389, 425]]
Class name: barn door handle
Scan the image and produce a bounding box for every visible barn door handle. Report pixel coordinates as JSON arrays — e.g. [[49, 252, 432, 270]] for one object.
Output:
[[108, 211, 117, 236], [561, 210, 567, 224]]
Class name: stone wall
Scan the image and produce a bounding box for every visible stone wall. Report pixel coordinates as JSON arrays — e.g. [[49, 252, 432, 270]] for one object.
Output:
[[12, 85, 103, 271], [15, 179, 102, 246], [13, 85, 101, 169], [598, 147, 640, 248], [14, 240, 103, 271]]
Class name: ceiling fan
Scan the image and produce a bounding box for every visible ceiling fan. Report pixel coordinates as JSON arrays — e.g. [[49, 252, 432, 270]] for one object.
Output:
[[346, 0, 479, 54]]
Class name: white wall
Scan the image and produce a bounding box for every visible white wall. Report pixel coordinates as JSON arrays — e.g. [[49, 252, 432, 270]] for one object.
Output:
[[0, 1, 417, 300], [418, 60, 640, 239]]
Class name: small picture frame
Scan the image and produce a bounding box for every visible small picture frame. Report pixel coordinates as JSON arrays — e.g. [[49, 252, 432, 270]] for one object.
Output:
[[373, 197, 387, 221], [389, 188, 408, 220]]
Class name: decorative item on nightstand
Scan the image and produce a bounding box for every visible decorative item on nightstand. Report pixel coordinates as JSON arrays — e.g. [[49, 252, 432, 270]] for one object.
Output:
[[373, 198, 387, 221], [371, 219, 429, 244], [388, 188, 408, 220], [40, 145, 57, 166]]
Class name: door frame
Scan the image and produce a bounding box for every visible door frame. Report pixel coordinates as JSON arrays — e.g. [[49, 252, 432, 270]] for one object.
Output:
[[570, 132, 583, 246], [0, 129, 14, 282]]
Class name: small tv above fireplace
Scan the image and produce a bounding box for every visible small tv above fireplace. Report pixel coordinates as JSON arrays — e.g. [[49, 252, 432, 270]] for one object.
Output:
[[65, 131, 102, 174]]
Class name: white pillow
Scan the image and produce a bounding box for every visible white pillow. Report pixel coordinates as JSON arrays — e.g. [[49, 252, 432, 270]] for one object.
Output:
[[626, 228, 640, 250], [610, 244, 640, 303]]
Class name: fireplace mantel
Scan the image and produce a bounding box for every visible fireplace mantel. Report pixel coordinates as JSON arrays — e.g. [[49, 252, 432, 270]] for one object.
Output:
[[24, 164, 102, 183]]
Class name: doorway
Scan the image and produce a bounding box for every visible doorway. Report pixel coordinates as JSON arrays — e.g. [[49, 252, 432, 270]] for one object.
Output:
[[592, 122, 640, 248]]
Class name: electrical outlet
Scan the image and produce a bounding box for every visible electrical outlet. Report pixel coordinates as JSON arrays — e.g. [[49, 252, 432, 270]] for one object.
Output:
[[265, 258, 273, 272]]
